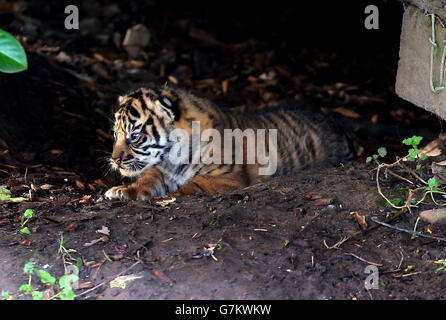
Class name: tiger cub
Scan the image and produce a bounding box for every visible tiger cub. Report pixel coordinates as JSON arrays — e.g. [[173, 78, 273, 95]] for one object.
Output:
[[104, 84, 354, 200]]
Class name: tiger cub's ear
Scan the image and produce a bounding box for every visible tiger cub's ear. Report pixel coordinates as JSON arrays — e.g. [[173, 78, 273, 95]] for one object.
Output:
[[118, 96, 125, 104], [155, 96, 181, 121]]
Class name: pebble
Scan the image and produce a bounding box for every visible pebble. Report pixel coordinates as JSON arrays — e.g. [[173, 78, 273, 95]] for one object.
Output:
[[122, 24, 151, 58], [419, 208, 446, 224]]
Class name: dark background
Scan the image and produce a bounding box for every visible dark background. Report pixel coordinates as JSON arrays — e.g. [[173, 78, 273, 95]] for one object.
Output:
[[0, 0, 438, 180]]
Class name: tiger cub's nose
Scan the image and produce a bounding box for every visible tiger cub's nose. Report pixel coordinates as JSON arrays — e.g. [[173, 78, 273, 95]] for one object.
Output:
[[112, 157, 122, 165]]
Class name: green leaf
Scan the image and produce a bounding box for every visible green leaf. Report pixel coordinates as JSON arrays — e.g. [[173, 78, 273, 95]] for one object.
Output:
[[420, 153, 428, 161], [59, 233, 65, 246], [0, 29, 27, 73], [59, 274, 78, 289], [35, 269, 56, 285], [0, 187, 26, 203], [428, 177, 439, 190], [387, 198, 404, 207], [75, 257, 83, 269], [366, 156, 372, 163], [402, 138, 412, 146], [0, 187, 11, 200], [377, 147, 387, 158], [372, 154, 378, 160], [403, 136, 423, 147], [20, 227, 31, 234], [1, 290, 10, 300], [31, 291, 44, 300], [19, 284, 31, 293], [103, 250, 112, 262], [24, 209, 33, 218], [59, 287, 75, 300], [413, 136, 423, 146], [23, 262, 34, 274]]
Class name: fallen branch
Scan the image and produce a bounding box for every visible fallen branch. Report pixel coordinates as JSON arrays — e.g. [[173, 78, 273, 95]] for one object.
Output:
[[371, 217, 446, 242]]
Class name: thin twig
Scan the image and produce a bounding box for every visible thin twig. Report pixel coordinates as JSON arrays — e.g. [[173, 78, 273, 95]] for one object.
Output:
[[386, 169, 413, 185], [324, 234, 358, 250], [399, 162, 428, 185], [395, 250, 404, 271], [371, 217, 446, 242], [343, 252, 383, 267]]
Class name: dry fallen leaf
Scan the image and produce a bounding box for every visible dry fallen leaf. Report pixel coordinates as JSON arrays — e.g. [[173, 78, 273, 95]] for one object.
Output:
[[40, 184, 53, 190], [110, 274, 144, 289], [65, 222, 78, 231], [79, 195, 92, 203], [78, 281, 93, 289], [96, 225, 110, 236], [155, 197, 176, 207], [94, 179, 109, 189], [153, 269, 173, 283], [50, 149, 64, 155], [353, 212, 368, 230], [222, 79, 229, 93], [83, 236, 109, 247], [332, 107, 361, 119], [75, 180, 85, 190], [313, 198, 333, 206], [111, 252, 124, 261]]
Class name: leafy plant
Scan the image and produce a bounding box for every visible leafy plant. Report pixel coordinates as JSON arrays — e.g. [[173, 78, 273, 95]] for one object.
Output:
[[18, 261, 77, 300], [0, 29, 27, 73], [372, 135, 446, 211], [57, 274, 78, 300], [57, 232, 72, 260], [19, 261, 56, 299], [402, 136, 427, 170], [415, 177, 446, 206], [366, 146, 387, 164], [20, 209, 33, 234]]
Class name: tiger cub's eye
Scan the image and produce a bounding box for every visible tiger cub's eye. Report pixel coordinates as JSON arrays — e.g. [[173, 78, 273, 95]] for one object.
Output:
[[159, 96, 172, 108], [130, 132, 141, 141]]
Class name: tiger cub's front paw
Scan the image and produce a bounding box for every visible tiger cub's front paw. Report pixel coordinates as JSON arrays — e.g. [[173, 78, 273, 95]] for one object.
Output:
[[104, 186, 132, 200], [104, 185, 152, 201]]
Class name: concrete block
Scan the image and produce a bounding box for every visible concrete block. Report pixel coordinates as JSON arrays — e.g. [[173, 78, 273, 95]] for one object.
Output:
[[395, 6, 446, 120]]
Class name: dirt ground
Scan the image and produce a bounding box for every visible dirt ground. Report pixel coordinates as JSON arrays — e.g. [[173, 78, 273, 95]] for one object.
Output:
[[2, 0, 446, 300]]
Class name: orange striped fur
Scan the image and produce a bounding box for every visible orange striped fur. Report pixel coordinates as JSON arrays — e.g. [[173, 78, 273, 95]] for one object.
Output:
[[104, 84, 353, 200]]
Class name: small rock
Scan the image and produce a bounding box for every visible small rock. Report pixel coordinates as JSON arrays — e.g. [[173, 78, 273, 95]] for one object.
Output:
[[419, 208, 446, 224], [259, 70, 277, 81], [55, 51, 72, 64], [122, 24, 151, 59]]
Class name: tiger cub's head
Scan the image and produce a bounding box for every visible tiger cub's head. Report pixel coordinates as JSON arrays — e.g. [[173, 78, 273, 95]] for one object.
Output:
[[110, 85, 181, 177]]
